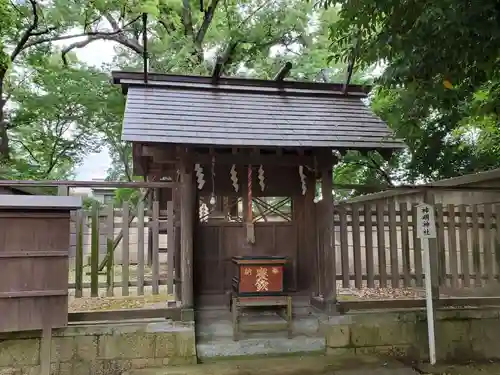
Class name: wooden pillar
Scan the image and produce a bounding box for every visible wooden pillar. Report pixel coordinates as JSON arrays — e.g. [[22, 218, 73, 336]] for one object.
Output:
[[180, 157, 194, 308], [173, 184, 182, 302], [229, 197, 238, 218], [304, 178, 317, 293], [321, 167, 336, 302]]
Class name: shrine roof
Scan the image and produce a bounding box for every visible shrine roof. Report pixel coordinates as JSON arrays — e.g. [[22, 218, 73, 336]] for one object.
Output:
[[112, 71, 405, 150]]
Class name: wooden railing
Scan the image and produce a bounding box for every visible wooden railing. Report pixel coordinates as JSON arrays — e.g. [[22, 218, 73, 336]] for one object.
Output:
[[70, 199, 176, 298], [0, 180, 178, 301], [332, 199, 500, 290]]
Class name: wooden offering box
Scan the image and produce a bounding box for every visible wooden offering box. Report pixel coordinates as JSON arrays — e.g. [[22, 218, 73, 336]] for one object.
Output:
[[232, 256, 287, 297], [0, 195, 81, 332]]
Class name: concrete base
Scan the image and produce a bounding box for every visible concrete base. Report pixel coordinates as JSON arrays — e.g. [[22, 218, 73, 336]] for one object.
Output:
[[195, 301, 326, 359], [0, 319, 197, 375], [310, 296, 339, 315], [321, 307, 500, 363]]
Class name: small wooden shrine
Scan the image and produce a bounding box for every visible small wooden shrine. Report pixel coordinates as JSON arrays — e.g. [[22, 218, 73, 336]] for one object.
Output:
[[231, 255, 291, 340], [112, 71, 405, 316], [232, 256, 287, 296]]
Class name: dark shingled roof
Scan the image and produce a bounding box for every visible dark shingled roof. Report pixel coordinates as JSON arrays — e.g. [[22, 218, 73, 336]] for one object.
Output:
[[113, 71, 405, 150]]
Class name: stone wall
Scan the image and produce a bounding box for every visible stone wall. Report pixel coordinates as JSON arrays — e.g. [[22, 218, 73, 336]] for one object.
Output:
[[0, 320, 196, 375], [321, 308, 500, 362]]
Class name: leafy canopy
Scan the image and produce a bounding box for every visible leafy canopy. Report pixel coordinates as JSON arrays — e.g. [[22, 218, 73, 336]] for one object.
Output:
[[320, 0, 500, 183]]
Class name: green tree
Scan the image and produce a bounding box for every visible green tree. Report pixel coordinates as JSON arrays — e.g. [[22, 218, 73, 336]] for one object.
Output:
[[0, 0, 166, 162], [5, 52, 118, 179], [1, 0, 373, 187], [102, 1, 364, 181], [320, 0, 500, 183]]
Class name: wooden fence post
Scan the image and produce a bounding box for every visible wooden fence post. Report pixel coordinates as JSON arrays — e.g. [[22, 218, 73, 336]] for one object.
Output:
[[180, 157, 194, 308], [90, 202, 99, 297], [137, 200, 145, 295], [122, 201, 130, 297], [321, 167, 336, 305], [75, 210, 84, 298], [167, 200, 175, 295], [106, 203, 114, 297], [152, 199, 160, 294]]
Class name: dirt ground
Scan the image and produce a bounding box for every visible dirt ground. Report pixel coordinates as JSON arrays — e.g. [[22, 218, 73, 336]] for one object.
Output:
[[417, 363, 500, 375], [124, 355, 500, 375], [127, 355, 415, 375]]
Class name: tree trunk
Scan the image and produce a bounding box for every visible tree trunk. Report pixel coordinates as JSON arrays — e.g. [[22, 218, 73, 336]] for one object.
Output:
[[0, 69, 8, 161]]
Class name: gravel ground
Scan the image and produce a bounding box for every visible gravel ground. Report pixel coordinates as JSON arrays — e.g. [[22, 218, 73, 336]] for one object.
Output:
[[337, 287, 428, 300], [69, 292, 174, 312], [68, 286, 429, 312], [69, 266, 492, 312], [68, 264, 175, 311]]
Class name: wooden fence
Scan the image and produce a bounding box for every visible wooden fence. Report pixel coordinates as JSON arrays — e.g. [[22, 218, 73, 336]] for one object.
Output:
[[333, 201, 500, 290], [70, 199, 176, 298]]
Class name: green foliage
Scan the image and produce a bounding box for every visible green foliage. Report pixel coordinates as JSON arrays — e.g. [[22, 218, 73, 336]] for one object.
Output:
[[321, 0, 500, 184], [4, 0, 354, 182], [6, 0, 499, 197], [82, 196, 102, 210], [0, 0, 13, 71], [114, 188, 142, 206], [6, 53, 112, 179]]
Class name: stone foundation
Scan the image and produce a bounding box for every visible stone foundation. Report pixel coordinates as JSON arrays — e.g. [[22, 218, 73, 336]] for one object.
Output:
[[0, 320, 196, 375], [321, 308, 500, 362]]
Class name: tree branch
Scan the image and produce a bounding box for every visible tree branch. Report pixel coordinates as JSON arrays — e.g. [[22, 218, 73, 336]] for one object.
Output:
[[182, 0, 194, 37], [61, 33, 143, 65], [31, 26, 58, 36], [104, 13, 121, 31], [10, 0, 40, 61], [195, 0, 220, 46], [12, 139, 40, 164], [23, 16, 142, 50], [119, 144, 133, 182], [366, 153, 395, 186]]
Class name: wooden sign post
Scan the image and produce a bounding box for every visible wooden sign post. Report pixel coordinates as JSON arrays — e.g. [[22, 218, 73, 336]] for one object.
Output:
[[416, 202, 437, 365]]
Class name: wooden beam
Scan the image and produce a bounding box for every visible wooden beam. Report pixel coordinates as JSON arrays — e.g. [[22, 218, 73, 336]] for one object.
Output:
[[274, 62, 292, 81], [342, 36, 359, 95], [315, 148, 338, 171], [68, 307, 183, 322], [0, 180, 175, 189], [342, 58, 355, 95], [321, 167, 335, 301], [212, 42, 238, 83], [180, 154, 194, 308], [141, 145, 338, 167], [338, 297, 500, 313], [211, 60, 223, 82], [142, 145, 177, 163], [142, 13, 149, 84], [193, 152, 320, 166]]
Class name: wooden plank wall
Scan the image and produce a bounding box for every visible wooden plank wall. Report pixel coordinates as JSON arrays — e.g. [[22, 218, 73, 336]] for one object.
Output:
[[0, 211, 70, 331], [194, 222, 299, 297], [333, 201, 500, 289]]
